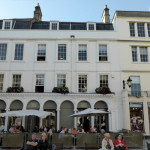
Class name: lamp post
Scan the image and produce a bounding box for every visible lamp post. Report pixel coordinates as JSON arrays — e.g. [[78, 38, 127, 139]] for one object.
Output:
[[123, 77, 132, 89]]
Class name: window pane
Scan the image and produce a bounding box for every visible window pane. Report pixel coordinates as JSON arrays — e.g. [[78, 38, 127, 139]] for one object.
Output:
[[36, 74, 45, 85], [12, 74, 21, 88], [37, 44, 46, 61], [88, 24, 94, 30], [58, 44, 66, 60], [140, 47, 148, 62], [132, 47, 138, 62], [14, 44, 24, 60], [137, 23, 145, 37], [0, 74, 4, 91], [57, 74, 66, 87], [100, 75, 108, 88], [0, 44, 7, 60], [147, 24, 150, 37], [99, 45, 107, 61], [129, 23, 135, 37], [131, 76, 141, 96], [4, 21, 11, 29], [78, 44, 87, 61], [78, 75, 87, 92], [52, 23, 57, 30]]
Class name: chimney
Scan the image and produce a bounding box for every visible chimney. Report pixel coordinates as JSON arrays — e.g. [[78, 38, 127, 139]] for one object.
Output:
[[33, 3, 42, 21], [102, 5, 110, 23]]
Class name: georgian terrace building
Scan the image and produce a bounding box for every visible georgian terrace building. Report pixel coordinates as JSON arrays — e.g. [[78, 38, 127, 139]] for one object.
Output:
[[112, 11, 150, 135]]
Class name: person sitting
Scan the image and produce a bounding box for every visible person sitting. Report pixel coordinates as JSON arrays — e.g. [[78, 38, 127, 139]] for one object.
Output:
[[68, 126, 74, 133], [26, 133, 38, 150], [78, 126, 85, 133], [102, 133, 114, 150], [101, 129, 106, 135], [71, 128, 78, 134], [114, 134, 128, 150], [9, 125, 16, 133], [32, 125, 39, 133], [39, 126, 44, 133], [38, 133, 49, 150], [60, 127, 67, 133]]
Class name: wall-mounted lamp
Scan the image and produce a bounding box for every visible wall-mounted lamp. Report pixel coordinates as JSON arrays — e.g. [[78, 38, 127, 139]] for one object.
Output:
[[123, 77, 132, 89]]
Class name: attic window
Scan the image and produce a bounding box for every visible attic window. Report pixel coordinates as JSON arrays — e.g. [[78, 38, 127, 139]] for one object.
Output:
[[3, 20, 12, 30]]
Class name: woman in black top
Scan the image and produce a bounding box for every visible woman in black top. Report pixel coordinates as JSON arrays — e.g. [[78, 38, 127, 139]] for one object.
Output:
[[38, 133, 49, 150]]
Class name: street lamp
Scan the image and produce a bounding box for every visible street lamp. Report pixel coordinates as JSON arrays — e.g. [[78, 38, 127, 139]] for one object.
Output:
[[123, 77, 132, 89]]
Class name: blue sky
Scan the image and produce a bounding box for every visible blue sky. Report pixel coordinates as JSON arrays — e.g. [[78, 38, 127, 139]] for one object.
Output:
[[0, 0, 150, 22]]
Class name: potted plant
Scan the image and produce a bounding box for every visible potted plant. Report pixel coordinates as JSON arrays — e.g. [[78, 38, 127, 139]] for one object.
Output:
[[52, 86, 69, 94], [7, 87, 24, 93], [95, 86, 111, 94]]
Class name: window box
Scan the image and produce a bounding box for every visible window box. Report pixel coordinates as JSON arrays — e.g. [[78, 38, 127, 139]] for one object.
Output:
[[95, 86, 111, 94], [7, 87, 24, 93], [52, 86, 69, 94]]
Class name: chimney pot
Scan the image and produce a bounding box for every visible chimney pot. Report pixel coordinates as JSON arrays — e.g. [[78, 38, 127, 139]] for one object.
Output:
[[37, 3, 39, 6], [105, 5, 107, 9]]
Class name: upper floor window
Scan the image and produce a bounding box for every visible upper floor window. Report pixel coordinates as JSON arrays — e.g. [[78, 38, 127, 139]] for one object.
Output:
[[78, 75, 87, 93], [58, 44, 66, 60], [147, 24, 150, 37], [14, 44, 24, 60], [35, 74, 44, 92], [78, 44, 87, 61], [52, 23, 58, 30], [130, 76, 141, 97], [57, 74, 66, 87], [140, 47, 148, 62], [4, 21, 11, 30], [0, 74, 4, 92], [132, 47, 138, 62], [0, 44, 7, 60], [137, 23, 145, 37], [37, 44, 46, 61], [12, 74, 21, 88], [100, 75, 108, 88], [88, 24, 94, 30], [99, 45, 107, 61], [129, 23, 135, 37]]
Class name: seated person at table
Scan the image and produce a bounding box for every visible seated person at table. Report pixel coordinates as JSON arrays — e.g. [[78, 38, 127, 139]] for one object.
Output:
[[38, 133, 49, 150], [102, 133, 114, 150], [9, 125, 16, 133], [26, 133, 38, 150], [114, 134, 128, 150]]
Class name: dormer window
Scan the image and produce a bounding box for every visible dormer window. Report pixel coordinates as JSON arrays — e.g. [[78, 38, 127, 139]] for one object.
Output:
[[50, 21, 59, 30], [3, 20, 12, 30], [87, 23, 95, 30]]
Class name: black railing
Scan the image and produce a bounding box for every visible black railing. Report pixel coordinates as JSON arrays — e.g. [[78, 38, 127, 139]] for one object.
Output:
[[128, 91, 150, 97]]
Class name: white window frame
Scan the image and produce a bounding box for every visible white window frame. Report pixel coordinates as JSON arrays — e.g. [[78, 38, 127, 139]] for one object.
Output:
[[137, 23, 145, 37], [14, 43, 24, 61], [78, 44, 87, 61], [140, 47, 148, 62], [37, 44, 46, 61], [129, 22, 135, 37], [87, 22, 96, 31], [99, 74, 109, 88], [57, 74, 66, 87], [98, 44, 108, 62], [131, 46, 138, 62], [50, 21, 59, 30], [12, 74, 21, 88], [0, 74, 4, 92], [78, 74, 88, 93], [57, 43, 67, 61], [2, 20, 12, 30], [0, 43, 7, 61]]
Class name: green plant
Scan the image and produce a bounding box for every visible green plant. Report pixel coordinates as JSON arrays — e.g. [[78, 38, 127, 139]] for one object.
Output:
[[7, 87, 24, 93], [95, 86, 111, 94], [52, 86, 69, 94]]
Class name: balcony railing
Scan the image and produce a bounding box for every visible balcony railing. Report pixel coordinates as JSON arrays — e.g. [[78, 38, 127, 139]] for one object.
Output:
[[128, 91, 150, 97]]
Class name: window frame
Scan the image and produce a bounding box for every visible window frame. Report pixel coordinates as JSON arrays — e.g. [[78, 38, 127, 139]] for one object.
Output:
[[78, 74, 87, 93], [2, 20, 12, 30], [87, 22, 96, 31], [140, 47, 148, 62], [147, 24, 150, 37], [57, 74, 66, 88], [131, 46, 138, 62], [78, 44, 87, 61], [99, 74, 109, 88], [57, 44, 67, 61], [98, 44, 108, 62], [35, 74, 45, 93], [14, 43, 24, 61], [50, 21, 59, 30], [37, 44, 46, 61], [137, 23, 145, 37], [0, 43, 7, 61], [129, 22, 135, 37], [0, 74, 4, 92], [12, 74, 21, 88]]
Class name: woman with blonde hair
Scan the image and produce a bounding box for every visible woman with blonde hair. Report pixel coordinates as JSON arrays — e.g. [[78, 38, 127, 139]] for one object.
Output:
[[38, 132, 49, 150], [102, 133, 114, 150]]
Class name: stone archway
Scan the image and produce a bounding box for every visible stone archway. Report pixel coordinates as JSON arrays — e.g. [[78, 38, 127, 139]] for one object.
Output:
[[94, 101, 109, 131], [27, 100, 40, 110], [10, 100, 23, 111], [77, 100, 91, 110], [60, 101, 74, 129], [43, 100, 57, 129]]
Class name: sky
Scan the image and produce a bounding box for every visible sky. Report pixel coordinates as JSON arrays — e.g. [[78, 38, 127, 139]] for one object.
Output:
[[0, 0, 150, 22]]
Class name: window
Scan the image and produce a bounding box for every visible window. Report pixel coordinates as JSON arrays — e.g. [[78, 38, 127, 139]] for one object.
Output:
[[58, 44, 66, 60], [0, 74, 4, 91], [35, 74, 44, 92], [131, 76, 141, 97], [12, 74, 21, 88], [78, 75, 87, 93], [88, 24, 94, 30], [52, 23, 57, 30], [4, 21, 11, 29], [99, 45, 107, 61], [0, 44, 7, 60], [100, 75, 108, 88], [129, 23, 135, 37], [37, 44, 46, 61], [57, 74, 66, 87], [137, 23, 145, 37], [78, 44, 87, 61], [147, 24, 150, 37], [14, 44, 24, 60], [140, 47, 148, 62], [132, 47, 138, 62]]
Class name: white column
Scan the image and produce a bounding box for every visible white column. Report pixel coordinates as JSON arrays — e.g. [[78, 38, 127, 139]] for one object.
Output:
[[57, 108, 60, 131], [4, 109, 9, 131], [143, 100, 149, 135], [74, 109, 77, 129], [91, 105, 94, 128]]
